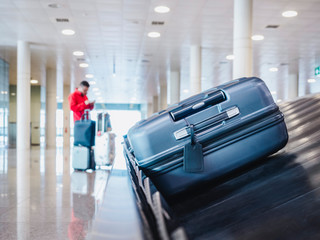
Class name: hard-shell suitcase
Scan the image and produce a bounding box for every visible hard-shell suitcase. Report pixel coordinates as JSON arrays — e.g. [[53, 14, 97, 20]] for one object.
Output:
[[72, 146, 95, 171], [125, 77, 288, 198], [95, 132, 116, 166], [74, 110, 96, 147]]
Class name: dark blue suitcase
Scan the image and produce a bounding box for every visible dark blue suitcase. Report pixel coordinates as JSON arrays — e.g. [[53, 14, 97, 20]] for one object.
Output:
[[74, 111, 96, 147], [125, 77, 288, 198]]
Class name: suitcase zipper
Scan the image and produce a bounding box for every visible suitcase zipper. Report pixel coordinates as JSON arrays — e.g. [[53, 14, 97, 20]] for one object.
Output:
[[138, 104, 280, 168], [141, 112, 285, 175]]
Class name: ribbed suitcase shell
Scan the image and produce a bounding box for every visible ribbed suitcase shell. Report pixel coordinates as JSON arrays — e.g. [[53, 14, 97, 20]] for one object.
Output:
[[72, 146, 90, 170], [126, 77, 288, 197]]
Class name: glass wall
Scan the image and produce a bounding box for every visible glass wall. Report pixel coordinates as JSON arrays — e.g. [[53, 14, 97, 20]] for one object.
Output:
[[0, 59, 9, 147]]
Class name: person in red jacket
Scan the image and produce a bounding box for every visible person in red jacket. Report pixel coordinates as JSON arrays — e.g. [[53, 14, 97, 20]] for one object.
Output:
[[68, 81, 95, 122]]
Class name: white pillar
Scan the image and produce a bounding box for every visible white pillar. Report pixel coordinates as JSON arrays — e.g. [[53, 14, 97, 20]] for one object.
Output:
[[63, 85, 70, 147], [17, 41, 31, 150], [233, 0, 253, 79], [152, 95, 159, 113], [46, 68, 56, 148], [160, 84, 167, 110], [16, 149, 30, 240], [190, 45, 202, 95], [168, 71, 180, 105], [288, 73, 298, 100], [147, 102, 153, 117]]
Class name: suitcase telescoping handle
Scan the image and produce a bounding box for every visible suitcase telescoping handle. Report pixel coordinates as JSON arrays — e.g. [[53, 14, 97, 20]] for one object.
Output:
[[170, 90, 226, 121], [81, 109, 90, 121]]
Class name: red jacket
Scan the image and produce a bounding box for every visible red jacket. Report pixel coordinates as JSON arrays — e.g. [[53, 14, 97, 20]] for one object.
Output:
[[68, 88, 94, 122]]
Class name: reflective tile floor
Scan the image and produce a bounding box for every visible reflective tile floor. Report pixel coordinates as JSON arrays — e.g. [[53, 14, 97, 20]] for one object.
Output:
[[0, 146, 112, 240]]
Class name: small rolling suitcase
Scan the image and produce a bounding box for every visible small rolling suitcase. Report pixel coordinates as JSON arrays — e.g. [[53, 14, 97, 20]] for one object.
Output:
[[95, 132, 116, 166], [125, 77, 288, 198], [72, 146, 95, 171], [74, 110, 96, 148]]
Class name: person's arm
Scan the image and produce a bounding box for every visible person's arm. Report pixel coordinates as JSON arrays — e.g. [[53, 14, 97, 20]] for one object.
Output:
[[89, 102, 94, 110], [69, 94, 88, 112]]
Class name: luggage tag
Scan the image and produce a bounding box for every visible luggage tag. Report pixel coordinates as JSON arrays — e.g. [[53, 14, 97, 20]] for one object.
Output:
[[183, 123, 204, 173]]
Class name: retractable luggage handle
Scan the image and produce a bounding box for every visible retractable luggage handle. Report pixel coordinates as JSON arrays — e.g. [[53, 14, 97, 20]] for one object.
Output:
[[80, 109, 90, 121]]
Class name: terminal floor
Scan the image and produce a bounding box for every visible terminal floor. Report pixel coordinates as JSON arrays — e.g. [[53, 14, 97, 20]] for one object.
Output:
[[0, 146, 116, 240]]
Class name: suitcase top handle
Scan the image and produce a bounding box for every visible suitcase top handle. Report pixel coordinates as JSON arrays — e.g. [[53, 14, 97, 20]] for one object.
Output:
[[170, 90, 226, 121]]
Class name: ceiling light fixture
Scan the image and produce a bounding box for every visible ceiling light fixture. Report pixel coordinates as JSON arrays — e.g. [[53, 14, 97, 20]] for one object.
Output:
[[271, 91, 277, 95], [30, 79, 38, 84], [11, 93, 16, 96], [277, 99, 282, 103], [148, 32, 161, 38], [308, 78, 316, 83], [154, 6, 170, 13], [95, 92, 101, 96], [48, 3, 61, 8], [85, 74, 94, 78], [269, 67, 278, 72], [183, 89, 189, 93], [89, 80, 96, 85], [251, 35, 264, 41], [282, 10, 298, 18], [61, 29, 75, 35], [73, 51, 84, 56], [79, 63, 89, 68], [93, 88, 99, 92], [226, 55, 234, 60]]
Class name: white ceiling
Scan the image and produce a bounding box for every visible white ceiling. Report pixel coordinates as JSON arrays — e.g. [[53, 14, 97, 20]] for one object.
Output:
[[1, 0, 320, 104]]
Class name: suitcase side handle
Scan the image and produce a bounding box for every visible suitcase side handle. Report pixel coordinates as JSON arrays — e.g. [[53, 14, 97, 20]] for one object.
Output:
[[169, 90, 226, 121], [173, 107, 240, 140]]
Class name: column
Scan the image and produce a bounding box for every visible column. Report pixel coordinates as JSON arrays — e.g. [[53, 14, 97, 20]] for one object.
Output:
[[63, 84, 70, 147], [152, 95, 159, 113], [46, 68, 56, 148], [147, 102, 153, 117], [288, 73, 299, 100], [233, 0, 253, 79], [160, 84, 167, 110], [190, 45, 202, 95], [168, 71, 180, 105], [17, 41, 31, 150]]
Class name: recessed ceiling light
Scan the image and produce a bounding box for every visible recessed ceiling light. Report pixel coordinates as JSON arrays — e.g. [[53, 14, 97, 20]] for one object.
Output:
[[1, 91, 7, 95], [11, 93, 16, 96], [154, 6, 170, 13], [79, 63, 89, 68], [93, 88, 99, 92], [148, 32, 161, 38], [226, 55, 234, 60], [269, 67, 278, 72], [61, 29, 75, 35], [282, 10, 298, 18], [95, 92, 101, 96], [73, 51, 84, 56], [271, 91, 277, 95], [89, 80, 96, 85], [251, 35, 264, 41], [183, 89, 189, 93], [48, 3, 61, 8], [308, 78, 316, 83], [277, 99, 282, 103], [85, 74, 94, 78], [30, 79, 38, 84]]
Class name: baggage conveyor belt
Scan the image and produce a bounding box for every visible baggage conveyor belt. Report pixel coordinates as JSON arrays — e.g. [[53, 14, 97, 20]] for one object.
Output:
[[163, 94, 320, 239]]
